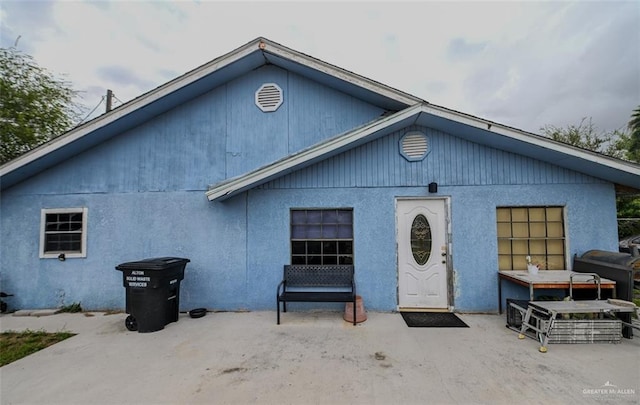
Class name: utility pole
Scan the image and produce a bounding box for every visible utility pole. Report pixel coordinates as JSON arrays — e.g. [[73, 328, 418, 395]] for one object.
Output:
[[106, 89, 113, 112]]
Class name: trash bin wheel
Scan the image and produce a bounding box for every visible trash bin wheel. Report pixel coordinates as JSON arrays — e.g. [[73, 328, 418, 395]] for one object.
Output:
[[125, 315, 138, 331]]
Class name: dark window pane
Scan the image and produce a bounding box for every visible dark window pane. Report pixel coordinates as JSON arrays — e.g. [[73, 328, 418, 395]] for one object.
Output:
[[307, 241, 321, 254], [292, 241, 306, 255], [45, 214, 59, 231], [323, 256, 338, 265], [339, 256, 353, 265], [323, 241, 337, 254], [291, 256, 306, 265], [338, 241, 353, 254], [45, 233, 81, 252], [308, 256, 321, 265]]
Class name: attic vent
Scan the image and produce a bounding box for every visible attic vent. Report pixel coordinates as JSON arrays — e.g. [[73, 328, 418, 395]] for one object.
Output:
[[400, 131, 430, 161], [255, 83, 283, 112]]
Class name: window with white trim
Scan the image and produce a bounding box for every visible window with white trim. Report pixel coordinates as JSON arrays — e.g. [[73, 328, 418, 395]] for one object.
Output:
[[40, 208, 88, 259], [291, 208, 353, 265], [496, 206, 566, 270]]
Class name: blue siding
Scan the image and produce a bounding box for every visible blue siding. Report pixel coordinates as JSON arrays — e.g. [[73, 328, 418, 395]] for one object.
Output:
[[262, 126, 604, 189], [4, 65, 383, 196], [287, 73, 387, 152]]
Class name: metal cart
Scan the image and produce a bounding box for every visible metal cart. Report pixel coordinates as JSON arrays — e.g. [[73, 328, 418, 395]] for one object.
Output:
[[512, 272, 638, 353]]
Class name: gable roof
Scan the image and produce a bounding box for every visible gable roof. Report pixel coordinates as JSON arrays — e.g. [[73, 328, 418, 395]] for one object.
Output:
[[206, 102, 640, 201], [0, 37, 420, 190], [2, 37, 639, 196]]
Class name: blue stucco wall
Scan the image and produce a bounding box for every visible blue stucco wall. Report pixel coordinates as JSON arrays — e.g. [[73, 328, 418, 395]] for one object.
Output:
[[241, 180, 617, 313], [0, 66, 621, 313], [0, 191, 248, 310]]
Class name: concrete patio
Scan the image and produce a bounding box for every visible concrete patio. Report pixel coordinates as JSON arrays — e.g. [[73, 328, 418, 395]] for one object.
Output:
[[1, 310, 638, 404]]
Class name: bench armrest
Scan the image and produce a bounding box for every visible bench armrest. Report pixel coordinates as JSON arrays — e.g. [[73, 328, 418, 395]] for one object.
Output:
[[277, 280, 286, 295]]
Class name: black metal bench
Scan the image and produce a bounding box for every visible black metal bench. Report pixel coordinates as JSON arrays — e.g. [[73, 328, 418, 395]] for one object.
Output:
[[277, 265, 356, 325]]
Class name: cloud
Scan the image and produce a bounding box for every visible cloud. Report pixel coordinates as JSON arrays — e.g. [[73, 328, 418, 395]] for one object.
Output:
[[0, 1, 637, 133], [447, 38, 487, 62], [96, 65, 158, 91], [458, 1, 639, 132]]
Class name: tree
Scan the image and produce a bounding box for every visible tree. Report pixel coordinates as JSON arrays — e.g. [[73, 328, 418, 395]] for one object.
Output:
[[625, 105, 640, 163], [541, 117, 628, 160], [541, 111, 640, 237], [0, 47, 83, 165]]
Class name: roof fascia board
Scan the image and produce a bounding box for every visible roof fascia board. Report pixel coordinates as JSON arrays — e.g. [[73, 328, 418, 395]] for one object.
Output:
[[1, 39, 264, 178], [206, 104, 423, 201], [260, 39, 421, 107]]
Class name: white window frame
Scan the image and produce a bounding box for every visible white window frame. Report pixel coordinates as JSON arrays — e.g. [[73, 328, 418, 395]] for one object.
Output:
[[40, 208, 88, 259]]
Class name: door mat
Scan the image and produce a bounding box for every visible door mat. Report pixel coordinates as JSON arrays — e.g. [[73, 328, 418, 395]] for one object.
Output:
[[401, 312, 469, 328]]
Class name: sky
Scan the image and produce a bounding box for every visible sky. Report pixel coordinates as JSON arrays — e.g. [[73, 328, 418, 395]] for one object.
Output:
[[1, 0, 638, 135]]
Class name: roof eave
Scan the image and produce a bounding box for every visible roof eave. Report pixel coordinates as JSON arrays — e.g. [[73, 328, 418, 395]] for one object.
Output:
[[418, 103, 640, 184]]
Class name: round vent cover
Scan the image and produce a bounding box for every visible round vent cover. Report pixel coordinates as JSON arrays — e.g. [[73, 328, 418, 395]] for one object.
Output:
[[400, 131, 429, 161], [255, 83, 283, 112]]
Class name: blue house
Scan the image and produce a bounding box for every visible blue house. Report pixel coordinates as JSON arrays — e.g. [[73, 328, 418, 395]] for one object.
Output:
[[1, 37, 638, 313]]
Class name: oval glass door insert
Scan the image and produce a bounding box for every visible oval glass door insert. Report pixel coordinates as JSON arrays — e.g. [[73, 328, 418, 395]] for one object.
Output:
[[411, 214, 432, 265]]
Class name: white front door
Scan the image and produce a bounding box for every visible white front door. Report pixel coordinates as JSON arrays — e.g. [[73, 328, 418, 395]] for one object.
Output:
[[397, 198, 449, 309]]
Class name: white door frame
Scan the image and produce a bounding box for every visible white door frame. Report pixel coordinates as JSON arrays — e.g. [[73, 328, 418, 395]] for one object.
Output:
[[396, 197, 453, 311]]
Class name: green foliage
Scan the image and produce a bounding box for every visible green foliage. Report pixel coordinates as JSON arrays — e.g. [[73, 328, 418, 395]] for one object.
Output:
[[541, 117, 632, 161], [626, 106, 640, 163], [0, 47, 83, 165], [0, 329, 75, 366], [617, 196, 640, 218], [542, 118, 609, 152], [57, 302, 82, 313]]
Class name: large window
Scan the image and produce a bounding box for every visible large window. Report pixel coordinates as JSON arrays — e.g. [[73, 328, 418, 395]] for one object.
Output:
[[40, 208, 88, 259], [497, 206, 565, 271], [291, 209, 353, 265]]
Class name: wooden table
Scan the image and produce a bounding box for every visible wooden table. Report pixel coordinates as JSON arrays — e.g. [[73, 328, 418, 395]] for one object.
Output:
[[498, 270, 616, 313]]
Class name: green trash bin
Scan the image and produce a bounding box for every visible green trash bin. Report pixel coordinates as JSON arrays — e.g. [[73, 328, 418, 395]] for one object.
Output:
[[115, 257, 190, 333]]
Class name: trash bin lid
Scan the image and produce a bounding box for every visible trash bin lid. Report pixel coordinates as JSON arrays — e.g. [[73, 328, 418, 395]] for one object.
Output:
[[115, 257, 190, 271], [580, 250, 639, 268]]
